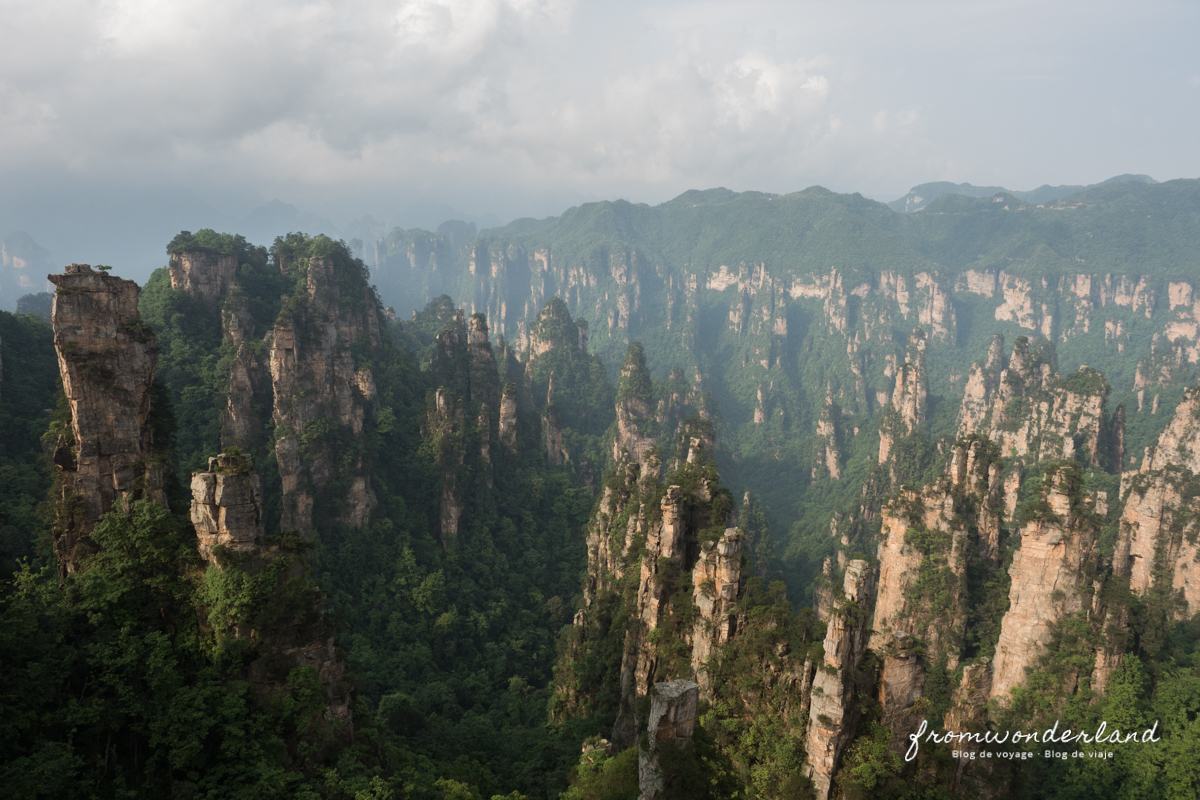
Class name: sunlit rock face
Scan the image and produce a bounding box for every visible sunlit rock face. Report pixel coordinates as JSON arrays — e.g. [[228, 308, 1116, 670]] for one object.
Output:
[[805, 559, 874, 800], [1115, 386, 1200, 618], [990, 466, 1099, 701], [48, 263, 164, 575]]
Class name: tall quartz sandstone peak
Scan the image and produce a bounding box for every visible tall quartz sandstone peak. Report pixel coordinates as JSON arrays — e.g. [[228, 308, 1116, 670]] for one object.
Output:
[[220, 292, 268, 448], [614, 342, 658, 467], [871, 437, 1004, 663], [990, 464, 1099, 700], [878, 328, 928, 469], [270, 255, 381, 535], [48, 263, 165, 575], [805, 559, 874, 800], [1114, 386, 1200, 618], [691, 527, 744, 694]]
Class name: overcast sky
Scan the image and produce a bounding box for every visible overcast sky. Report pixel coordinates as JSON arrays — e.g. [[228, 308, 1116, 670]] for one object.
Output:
[[2, 0, 1198, 274]]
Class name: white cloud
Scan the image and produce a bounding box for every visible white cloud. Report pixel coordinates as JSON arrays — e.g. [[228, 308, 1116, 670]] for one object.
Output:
[[1, 0, 1197, 226]]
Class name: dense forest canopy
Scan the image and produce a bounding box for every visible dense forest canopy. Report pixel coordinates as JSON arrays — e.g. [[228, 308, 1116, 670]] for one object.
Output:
[[2, 177, 1200, 799]]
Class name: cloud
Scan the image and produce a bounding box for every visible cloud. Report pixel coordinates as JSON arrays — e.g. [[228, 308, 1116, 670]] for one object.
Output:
[[1, 0, 1197, 232], [0, 0, 879, 203]]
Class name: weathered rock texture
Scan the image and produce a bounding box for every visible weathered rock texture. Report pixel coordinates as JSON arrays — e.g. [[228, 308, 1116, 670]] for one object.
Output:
[[1114, 386, 1200, 617], [805, 559, 874, 800], [169, 250, 237, 305], [190, 450, 352, 730], [877, 633, 926, 749], [220, 292, 272, 449], [691, 528, 744, 693], [614, 343, 659, 468], [878, 329, 928, 475], [942, 659, 994, 790], [638, 679, 700, 800], [49, 264, 165, 575], [270, 256, 381, 535], [190, 451, 266, 561], [990, 464, 1099, 700], [632, 486, 692, 696], [870, 437, 1003, 663], [956, 336, 1109, 468]]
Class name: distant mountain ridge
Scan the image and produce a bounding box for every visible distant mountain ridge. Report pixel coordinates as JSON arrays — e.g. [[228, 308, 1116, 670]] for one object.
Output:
[[888, 173, 1157, 213]]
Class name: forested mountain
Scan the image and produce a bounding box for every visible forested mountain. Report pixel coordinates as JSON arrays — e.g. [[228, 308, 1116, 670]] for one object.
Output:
[[2, 178, 1200, 799]]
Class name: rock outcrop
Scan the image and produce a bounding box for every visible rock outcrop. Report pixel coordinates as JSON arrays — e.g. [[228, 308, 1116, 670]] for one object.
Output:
[[614, 343, 658, 468], [1114, 386, 1200, 617], [191, 451, 266, 561], [191, 449, 352, 731], [878, 329, 928, 472], [638, 679, 700, 800], [956, 336, 1109, 468], [691, 528, 744, 694], [499, 382, 518, 450], [870, 437, 1003, 663], [990, 463, 1099, 700], [877, 633, 926, 748], [270, 255, 380, 535], [48, 264, 164, 575], [169, 250, 237, 306], [220, 292, 269, 448], [805, 559, 874, 800], [632, 486, 691, 696], [942, 659, 994, 789]]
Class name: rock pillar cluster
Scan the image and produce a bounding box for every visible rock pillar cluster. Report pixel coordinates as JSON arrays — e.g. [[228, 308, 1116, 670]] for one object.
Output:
[[1114, 386, 1200, 617], [877, 329, 928, 476]]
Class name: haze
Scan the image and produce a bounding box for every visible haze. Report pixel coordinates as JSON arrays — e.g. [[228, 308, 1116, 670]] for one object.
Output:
[[2, 0, 1197, 281]]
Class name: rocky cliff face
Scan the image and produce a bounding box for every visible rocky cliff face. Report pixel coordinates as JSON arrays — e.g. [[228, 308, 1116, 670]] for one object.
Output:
[[191, 450, 352, 730], [1114, 386, 1200, 617], [630, 486, 694, 697], [191, 451, 266, 561], [613, 343, 658, 467], [877, 329, 928, 480], [871, 437, 1003, 663], [49, 264, 165, 575], [990, 463, 1099, 700], [956, 336, 1109, 468], [638, 680, 700, 800], [270, 256, 381, 535], [169, 250, 237, 306], [942, 659, 994, 790], [690, 527, 744, 693], [805, 559, 874, 800]]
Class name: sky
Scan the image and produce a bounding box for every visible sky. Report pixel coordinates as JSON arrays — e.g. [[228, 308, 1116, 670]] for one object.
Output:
[[1, 0, 1198, 279]]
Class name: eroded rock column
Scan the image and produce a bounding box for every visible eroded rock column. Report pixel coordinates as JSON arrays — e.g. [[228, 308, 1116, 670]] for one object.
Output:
[[48, 263, 163, 575], [805, 559, 875, 800], [638, 679, 700, 800]]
